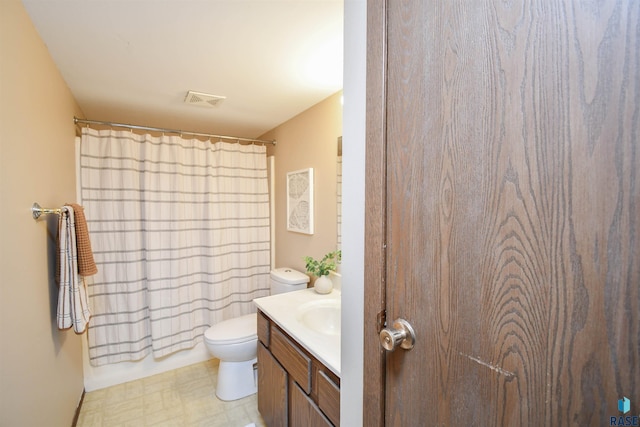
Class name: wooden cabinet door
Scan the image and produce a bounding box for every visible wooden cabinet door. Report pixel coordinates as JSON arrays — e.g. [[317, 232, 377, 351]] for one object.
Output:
[[257, 342, 287, 427], [289, 379, 332, 427]]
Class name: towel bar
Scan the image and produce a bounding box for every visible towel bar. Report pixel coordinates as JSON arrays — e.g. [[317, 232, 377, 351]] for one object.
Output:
[[32, 202, 64, 220]]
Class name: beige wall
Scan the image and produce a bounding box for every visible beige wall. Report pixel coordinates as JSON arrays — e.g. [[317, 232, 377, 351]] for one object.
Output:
[[261, 92, 342, 279], [0, 1, 85, 425]]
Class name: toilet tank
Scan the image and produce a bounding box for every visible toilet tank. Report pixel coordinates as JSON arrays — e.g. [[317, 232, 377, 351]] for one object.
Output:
[[270, 268, 310, 295]]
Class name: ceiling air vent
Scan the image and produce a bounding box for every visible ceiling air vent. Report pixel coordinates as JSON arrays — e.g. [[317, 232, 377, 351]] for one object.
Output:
[[184, 90, 226, 108]]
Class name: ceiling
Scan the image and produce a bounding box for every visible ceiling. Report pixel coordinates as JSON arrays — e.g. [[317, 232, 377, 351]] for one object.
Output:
[[22, 0, 344, 139]]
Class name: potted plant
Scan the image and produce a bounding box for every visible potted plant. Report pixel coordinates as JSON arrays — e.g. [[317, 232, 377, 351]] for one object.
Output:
[[304, 250, 341, 294]]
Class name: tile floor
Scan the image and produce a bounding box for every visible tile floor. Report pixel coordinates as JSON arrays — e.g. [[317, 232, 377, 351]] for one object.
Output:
[[76, 359, 267, 427]]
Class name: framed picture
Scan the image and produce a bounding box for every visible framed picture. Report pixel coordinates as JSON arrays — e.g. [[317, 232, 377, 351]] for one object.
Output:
[[286, 168, 314, 234]]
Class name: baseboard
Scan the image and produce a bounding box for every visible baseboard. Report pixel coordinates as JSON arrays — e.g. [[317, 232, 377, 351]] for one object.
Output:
[[71, 388, 86, 427]]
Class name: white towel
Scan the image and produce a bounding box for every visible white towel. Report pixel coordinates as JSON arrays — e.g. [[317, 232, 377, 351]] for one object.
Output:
[[57, 205, 91, 333]]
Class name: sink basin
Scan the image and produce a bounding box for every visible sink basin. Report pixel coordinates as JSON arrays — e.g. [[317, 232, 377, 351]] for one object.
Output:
[[296, 299, 341, 336]]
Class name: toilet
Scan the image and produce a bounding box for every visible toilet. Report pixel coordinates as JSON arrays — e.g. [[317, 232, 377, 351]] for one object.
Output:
[[204, 268, 309, 401]]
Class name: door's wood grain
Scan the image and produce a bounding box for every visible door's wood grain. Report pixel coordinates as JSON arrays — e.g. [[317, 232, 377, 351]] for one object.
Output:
[[370, 0, 640, 426], [363, 0, 390, 426]]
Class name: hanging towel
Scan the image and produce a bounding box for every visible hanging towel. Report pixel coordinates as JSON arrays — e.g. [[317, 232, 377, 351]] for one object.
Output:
[[57, 206, 92, 333], [66, 202, 98, 276]]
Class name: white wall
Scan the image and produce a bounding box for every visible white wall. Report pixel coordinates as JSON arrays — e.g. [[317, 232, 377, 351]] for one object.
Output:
[[341, 0, 366, 425]]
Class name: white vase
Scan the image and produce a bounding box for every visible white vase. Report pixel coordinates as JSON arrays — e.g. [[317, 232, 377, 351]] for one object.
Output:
[[314, 275, 333, 294]]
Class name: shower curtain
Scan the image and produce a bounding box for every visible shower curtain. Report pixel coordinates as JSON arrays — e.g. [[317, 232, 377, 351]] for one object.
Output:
[[78, 127, 271, 366]]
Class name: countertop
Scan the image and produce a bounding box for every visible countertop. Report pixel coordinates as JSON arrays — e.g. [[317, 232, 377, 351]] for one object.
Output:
[[253, 288, 341, 377]]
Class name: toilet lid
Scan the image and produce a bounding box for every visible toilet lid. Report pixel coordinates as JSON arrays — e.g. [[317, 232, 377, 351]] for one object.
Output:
[[204, 313, 257, 345]]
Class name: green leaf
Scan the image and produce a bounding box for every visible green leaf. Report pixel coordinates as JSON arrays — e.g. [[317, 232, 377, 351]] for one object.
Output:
[[303, 250, 342, 277]]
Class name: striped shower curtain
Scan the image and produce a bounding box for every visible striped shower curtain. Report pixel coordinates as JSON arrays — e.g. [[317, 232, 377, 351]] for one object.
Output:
[[78, 127, 271, 366]]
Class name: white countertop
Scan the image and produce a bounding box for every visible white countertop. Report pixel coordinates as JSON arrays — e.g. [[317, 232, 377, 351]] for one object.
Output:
[[254, 288, 341, 377]]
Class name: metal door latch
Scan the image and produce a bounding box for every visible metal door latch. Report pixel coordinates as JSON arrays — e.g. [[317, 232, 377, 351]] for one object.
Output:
[[379, 318, 415, 351]]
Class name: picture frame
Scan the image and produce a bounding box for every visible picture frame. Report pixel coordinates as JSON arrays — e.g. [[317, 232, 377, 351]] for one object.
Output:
[[286, 167, 314, 234]]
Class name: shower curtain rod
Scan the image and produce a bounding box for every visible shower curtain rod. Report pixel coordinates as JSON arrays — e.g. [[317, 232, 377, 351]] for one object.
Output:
[[74, 117, 277, 145]]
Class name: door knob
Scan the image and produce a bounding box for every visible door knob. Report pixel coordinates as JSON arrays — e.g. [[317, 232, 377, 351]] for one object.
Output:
[[379, 318, 415, 351]]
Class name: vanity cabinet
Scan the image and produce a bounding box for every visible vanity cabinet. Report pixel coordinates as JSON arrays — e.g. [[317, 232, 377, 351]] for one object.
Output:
[[257, 310, 340, 427]]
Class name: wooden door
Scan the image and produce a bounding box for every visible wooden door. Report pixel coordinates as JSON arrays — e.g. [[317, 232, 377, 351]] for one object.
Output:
[[364, 1, 639, 426]]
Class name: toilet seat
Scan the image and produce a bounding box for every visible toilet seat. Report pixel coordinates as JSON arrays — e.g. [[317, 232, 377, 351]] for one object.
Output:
[[204, 313, 257, 345]]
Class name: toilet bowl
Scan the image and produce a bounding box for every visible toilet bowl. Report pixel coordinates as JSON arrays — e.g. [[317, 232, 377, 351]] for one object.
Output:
[[204, 313, 258, 401], [204, 268, 309, 401]]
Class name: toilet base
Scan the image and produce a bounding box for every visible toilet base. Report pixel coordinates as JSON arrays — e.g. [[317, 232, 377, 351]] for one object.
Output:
[[215, 357, 257, 401]]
